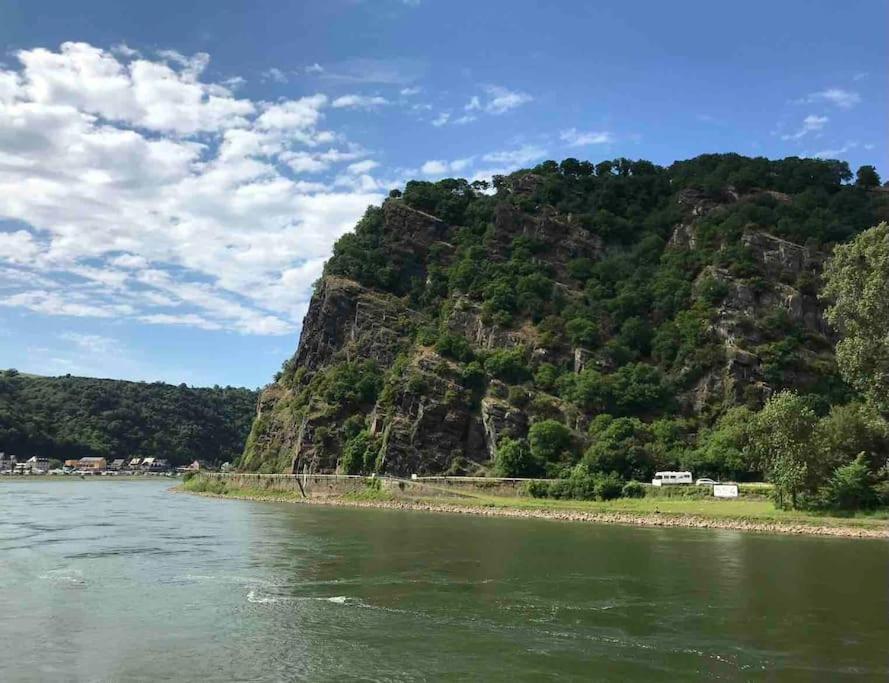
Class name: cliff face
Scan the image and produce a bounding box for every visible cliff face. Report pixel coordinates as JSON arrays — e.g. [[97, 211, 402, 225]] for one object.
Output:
[[239, 155, 888, 475]]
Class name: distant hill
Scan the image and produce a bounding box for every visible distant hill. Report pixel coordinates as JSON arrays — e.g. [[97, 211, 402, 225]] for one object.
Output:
[[240, 153, 889, 479], [0, 371, 257, 466]]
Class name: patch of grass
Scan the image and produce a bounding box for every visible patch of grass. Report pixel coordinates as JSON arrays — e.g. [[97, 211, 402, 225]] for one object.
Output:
[[181, 476, 229, 495]]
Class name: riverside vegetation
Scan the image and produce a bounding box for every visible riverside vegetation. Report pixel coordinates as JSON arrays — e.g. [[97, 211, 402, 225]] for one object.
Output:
[[239, 154, 889, 517], [0, 371, 257, 467]]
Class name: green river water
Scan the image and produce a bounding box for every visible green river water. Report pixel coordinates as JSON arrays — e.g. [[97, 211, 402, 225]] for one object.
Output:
[[1, 479, 887, 681]]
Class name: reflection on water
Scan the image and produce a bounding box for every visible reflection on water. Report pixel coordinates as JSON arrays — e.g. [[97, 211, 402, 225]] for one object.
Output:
[[1, 480, 887, 681]]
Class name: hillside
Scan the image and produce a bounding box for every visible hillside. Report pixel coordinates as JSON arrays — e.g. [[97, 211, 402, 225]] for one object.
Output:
[[240, 154, 889, 484], [0, 371, 257, 466]]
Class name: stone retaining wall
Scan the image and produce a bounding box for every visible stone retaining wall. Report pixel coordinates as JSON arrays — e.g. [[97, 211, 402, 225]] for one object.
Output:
[[196, 473, 544, 499]]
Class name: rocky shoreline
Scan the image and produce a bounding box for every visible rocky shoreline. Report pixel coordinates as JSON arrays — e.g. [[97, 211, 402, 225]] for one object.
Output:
[[178, 488, 889, 540]]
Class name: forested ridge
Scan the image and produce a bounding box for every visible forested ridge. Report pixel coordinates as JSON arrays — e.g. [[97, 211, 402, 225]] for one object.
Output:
[[243, 153, 889, 511], [0, 371, 257, 466]]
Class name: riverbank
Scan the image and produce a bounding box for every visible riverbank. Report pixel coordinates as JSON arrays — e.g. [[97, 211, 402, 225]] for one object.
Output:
[[178, 478, 889, 539]]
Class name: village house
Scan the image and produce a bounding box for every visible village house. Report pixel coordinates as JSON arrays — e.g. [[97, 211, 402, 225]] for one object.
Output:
[[107, 458, 126, 471], [78, 457, 107, 473], [63, 459, 80, 470], [128, 457, 142, 470], [140, 457, 170, 473]]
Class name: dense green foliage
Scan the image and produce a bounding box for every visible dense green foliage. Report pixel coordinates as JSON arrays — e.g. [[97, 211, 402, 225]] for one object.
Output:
[[823, 222, 889, 414], [0, 370, 257, 466]]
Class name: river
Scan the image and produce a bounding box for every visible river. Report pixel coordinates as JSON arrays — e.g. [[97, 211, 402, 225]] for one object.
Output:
[[1, 479, 886, 681]]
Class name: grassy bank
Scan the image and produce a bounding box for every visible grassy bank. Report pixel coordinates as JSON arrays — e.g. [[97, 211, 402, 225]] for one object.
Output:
[[179, 476, 889, 538]]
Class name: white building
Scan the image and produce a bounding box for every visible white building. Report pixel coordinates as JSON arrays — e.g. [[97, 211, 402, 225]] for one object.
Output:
[[25, 456, 50, 473]]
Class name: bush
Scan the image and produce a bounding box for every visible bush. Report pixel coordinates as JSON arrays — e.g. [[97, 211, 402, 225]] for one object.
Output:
[[533, 363, 560, 391], [341, 430, 378, 475], [435, 333, 474, 362], [621, 480, 646, 498], [507, 386, 529, 407], [528, 419, 573, 463], [484, 348, 530, 383], [582, 417, 655, 481], [526, 471, 626, 501], [821, 454, 876, 510], [595, 472, 624, 500], [494, 437, 539, 477], [566, 318, 600, 348]]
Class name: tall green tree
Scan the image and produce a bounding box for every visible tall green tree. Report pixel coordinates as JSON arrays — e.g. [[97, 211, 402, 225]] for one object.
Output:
[[822, 223, 889, 415], [745, 391, 820, 508], [855, 165, 881, 189]]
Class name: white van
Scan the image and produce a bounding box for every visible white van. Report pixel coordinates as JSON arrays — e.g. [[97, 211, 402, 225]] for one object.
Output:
[[651, 471, 693, 486]]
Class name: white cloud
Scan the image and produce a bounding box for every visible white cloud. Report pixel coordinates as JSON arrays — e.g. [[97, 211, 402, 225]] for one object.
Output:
[[109, 253, 149, 269], [482, 145, 547, 166], [433, 86, 532, 127], [346, 159, 379, 175], [256, 94, 327, 130], [476, 85, 532, 114], [420, 157, 474, 176], [420, 160, 448, 175], [13, 42, 255, 136], [811, 141, 858, 159], [560, 128, 615, 147], [804, 88, 861, 109], [782, 114, 828, 141], [331, 94, 389, 110], [400, 86, 421, 96], [59, 331, 119, 354], [261, 67, 288, 83], [305, 63, 324, 75], [0, 42, 386, 336], [0, 230, 41, 264], [315, 58, 423, 85]]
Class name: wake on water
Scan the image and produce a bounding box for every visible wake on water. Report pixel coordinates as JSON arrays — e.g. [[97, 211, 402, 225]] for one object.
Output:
[[246, 589, 353, 605]]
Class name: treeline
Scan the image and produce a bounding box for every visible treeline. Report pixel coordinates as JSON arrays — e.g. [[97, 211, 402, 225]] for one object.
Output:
[[0, 371, 257, 466]]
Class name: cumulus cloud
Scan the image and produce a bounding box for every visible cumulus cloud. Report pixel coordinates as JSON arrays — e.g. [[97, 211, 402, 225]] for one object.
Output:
[[0, 42, 385, 336], [560, 128, 615, 147]]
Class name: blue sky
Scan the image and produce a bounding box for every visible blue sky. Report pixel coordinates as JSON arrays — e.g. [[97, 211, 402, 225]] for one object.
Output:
[[0, 0, 885, 388]]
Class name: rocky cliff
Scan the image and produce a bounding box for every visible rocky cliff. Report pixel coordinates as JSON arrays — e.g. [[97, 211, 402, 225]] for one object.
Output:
[[239, 154, 888, 475]]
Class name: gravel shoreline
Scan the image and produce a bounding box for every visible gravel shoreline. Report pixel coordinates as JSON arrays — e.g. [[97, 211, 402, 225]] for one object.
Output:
[[178, 488, 889, 539]]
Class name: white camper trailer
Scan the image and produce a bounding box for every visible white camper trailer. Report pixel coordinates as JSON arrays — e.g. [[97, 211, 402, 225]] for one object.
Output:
[[651, 471, 693, 486]]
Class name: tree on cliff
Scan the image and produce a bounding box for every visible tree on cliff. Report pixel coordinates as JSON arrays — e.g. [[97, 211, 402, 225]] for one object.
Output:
[[822, 222, 889, 415], [855, 165, 881, 189]]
